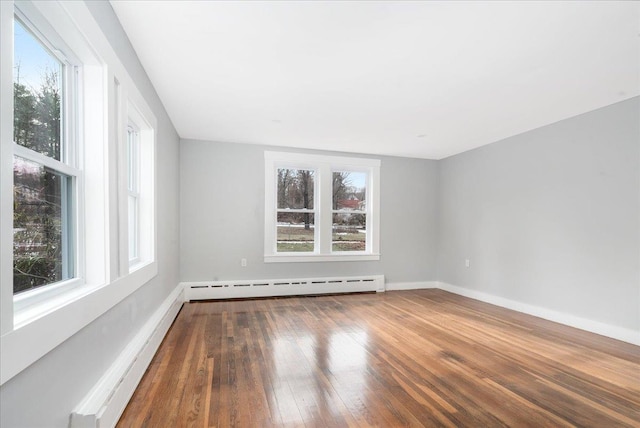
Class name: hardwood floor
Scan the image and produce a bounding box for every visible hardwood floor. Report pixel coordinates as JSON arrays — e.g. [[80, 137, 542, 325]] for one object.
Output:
[[117, 290, 640, 427]]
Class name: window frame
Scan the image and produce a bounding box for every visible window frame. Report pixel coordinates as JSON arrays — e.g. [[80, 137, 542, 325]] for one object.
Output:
[[331, 168, 370, 254], [10, 5, 85, 318], [121, 100, 156, 274], [264, 151, 381, 263], [275, 166, 318, 253], [0, 0, 158, 386]]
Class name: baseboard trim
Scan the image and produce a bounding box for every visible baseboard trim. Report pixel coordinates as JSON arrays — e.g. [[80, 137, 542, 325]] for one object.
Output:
[[182, 275, 385, 300], [385, 281, 440, 291], [437, 281, 640, 346], [70, 284, 184, 428]]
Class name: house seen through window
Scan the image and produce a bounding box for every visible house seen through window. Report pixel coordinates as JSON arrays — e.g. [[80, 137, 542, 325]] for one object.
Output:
[[265, 152, 380, 262], [332, 171, 367, 252]]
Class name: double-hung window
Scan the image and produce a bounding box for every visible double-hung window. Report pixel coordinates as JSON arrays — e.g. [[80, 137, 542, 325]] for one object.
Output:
[[275, 167, 316, 252], [1, 0, 157, 386], [332, 170, 368, 252], [12, 15, 81, 300], [265, 152, 380, 262], [122, 101, 155, 273]]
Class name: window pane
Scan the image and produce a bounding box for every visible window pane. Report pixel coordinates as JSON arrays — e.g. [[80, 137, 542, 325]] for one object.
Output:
[[13, 156, 72, 294], [277, 212, 314, 252], [333, 171, 366, 210], [277, 168, 314, 209], [14, 20, 63, 160], [332, 213, 366, 252], [128, 194, 138, 260], [127, 127, 138, 192]]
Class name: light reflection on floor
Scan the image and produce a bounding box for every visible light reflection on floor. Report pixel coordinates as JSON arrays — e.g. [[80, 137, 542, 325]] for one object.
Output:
[[272, 329, 370, 423]]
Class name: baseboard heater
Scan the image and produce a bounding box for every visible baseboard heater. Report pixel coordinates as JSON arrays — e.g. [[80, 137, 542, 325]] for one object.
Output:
[[70, 286, 184, 428], [183, 274, 385, 301]]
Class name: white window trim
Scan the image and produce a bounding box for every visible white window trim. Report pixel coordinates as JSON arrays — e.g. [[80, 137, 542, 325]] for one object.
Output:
[[122, 100, 156, 273], [11, 9, 84, 312], [264, 151, 381, 263], [0, 0, 158, 386]]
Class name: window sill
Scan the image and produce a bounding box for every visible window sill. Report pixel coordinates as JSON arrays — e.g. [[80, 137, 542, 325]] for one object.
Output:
[[264, 253, 380, 263], [1, 260, 158, 385], [129, 258, 152, 274], [13, 280, 101, 329]]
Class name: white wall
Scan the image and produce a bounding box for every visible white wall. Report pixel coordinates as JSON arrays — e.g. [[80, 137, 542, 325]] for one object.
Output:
[[437, 97, 640, 333], [180, 140, 438, 285], [0, 2, 180, 427]]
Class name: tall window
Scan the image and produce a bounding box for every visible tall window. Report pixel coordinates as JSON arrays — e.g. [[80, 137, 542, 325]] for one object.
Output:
[[265, 152, 380, 262], [127, 125, 140, 264], [12, 17, 79, 294], [123, 101, 155, 272], [1, 0, 157, 385]]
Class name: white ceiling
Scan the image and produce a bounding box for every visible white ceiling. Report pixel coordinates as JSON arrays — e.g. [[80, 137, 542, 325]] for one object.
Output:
[[110, 1, 640, 160]]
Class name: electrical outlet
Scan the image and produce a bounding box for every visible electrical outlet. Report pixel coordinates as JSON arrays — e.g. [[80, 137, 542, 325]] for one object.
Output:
[[465, 259, 470, 268], [241, 258, 247, 267]]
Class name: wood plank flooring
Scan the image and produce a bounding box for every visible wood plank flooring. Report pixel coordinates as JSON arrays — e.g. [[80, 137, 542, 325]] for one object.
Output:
[[117, 290, 640, 427]]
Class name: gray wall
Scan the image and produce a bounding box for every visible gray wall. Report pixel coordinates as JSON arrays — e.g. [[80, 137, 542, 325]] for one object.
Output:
[[437, 97, 640, 332], [1, 2, 636, 425], [0, 2, 180, 427], [180, 140, 439, 284]]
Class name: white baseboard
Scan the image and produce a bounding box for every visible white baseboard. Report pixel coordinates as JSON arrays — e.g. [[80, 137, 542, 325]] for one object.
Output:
[[183, 275, 385, 301], [437, 281, 640, 346], [70, 284, 184, 428], [385, 281, 440, 291], [65, 278, 637, 428]]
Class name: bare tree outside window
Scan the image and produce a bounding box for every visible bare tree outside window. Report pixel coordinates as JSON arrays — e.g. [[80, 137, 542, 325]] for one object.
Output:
[[265, 152, 380, 260], [276, 169, 315, 252]]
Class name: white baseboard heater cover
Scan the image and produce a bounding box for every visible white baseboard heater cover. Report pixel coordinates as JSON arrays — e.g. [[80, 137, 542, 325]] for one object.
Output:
[[183, 274, 385, 301], [70, 286, 184, 428]]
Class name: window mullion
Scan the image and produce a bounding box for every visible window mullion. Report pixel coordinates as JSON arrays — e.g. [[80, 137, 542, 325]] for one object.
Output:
[[369, 165, 380, 255], [116, 83, 128, 277], [318, 163, 332, 254]]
